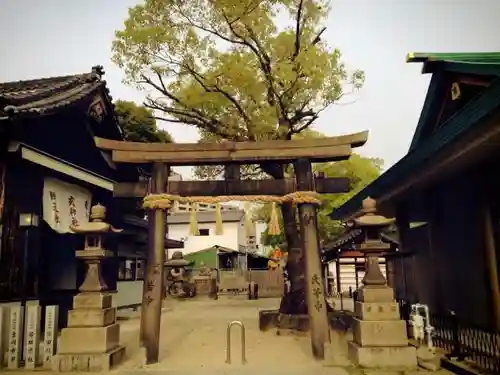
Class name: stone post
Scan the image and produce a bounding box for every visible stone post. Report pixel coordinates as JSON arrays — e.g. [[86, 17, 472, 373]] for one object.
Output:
[[347, 197, 417, 369], [53, 204, 125, 372], [294, 158, 330, 359]]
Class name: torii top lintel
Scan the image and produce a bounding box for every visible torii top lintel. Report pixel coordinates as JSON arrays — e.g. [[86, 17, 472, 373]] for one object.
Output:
[[93, 131, 369, 166]]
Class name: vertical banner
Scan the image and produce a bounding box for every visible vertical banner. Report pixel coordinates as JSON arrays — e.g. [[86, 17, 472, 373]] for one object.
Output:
[[42, 178, 92, 233], [25, 305, 41, 369], [43, 305, 58, 369], [7, 305, 23, 369]]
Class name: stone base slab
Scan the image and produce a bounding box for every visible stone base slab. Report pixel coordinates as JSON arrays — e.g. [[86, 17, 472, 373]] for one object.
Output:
[[59, 323, 120, 354], [352, 318, 408, 347], [258, 309, 354, 332], [348, 341, 417, 368], [53, 345, 125, 372], [68, 307, 116, 327], [73, 292, 113, 309], [357, 286, 394, 302], [354, 301, 400, 321]]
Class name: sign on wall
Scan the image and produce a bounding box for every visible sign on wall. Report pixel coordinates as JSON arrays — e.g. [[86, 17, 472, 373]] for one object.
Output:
[[42, 178, 92, 233]]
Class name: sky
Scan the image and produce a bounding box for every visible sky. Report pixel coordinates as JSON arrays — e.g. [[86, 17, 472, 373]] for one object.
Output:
[[1, 0, 499, 178]]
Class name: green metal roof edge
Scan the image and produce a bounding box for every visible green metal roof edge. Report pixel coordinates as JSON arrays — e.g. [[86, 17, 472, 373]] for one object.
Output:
[[330, 76, 500, 220], [408, 72, 446, 151], [406, 52, 500, 64]]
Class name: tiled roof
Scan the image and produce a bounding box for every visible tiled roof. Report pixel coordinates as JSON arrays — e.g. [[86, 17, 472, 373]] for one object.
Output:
[[0, 65, 107, 118]]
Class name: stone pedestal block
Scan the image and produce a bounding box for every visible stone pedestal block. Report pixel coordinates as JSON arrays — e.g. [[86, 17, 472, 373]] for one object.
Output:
[[357, 286, 394, 302], [354, 301, 400, 321], [55, 291, 125, 371], [53, 345, 125, 372], [68, 307, 116, 327], [73, 292, 112, 309], [352, 318, 408, 347], [348, 341, 417, 368], [59, 323, 120, 354]]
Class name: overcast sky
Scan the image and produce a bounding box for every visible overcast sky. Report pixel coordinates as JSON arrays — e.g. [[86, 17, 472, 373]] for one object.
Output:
[[1, 0, 498, 178]]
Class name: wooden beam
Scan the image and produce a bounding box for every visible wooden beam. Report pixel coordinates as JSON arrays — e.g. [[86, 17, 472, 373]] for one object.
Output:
[[93, 131, 368, 165], [110, 144, 353, 165], [113, 177, 350, 198], [94, 131, 368, 152]]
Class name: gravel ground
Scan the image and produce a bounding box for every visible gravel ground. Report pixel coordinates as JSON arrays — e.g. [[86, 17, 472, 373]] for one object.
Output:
[[11, 297, 456, 375]]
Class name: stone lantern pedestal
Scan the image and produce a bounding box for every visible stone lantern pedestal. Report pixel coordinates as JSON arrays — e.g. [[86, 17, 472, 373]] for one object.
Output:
[[54, 204, 125, 372], [347, 198, 417, 369]]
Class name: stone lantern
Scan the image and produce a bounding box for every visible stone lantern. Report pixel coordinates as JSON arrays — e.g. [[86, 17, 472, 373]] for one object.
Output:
[[347, 197, 417, 369], [165, 251, 194, 297], [54, 203, 126, 372], [354, 196, 394, 287]]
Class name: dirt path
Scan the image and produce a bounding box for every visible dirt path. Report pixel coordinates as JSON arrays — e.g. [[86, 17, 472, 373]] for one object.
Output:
[[116, 297, 455, 375], [15, 297, 455, 375], [120, 297, 330, 373]]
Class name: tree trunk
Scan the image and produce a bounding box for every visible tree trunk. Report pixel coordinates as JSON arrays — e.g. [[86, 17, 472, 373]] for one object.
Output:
[[260, 162, 307, 315], [279, 202, 308, 314]]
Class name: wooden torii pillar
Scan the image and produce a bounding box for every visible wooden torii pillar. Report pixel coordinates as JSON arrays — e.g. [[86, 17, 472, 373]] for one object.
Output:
[[295, 158, 330, 358], [93, 131, 369, 363]]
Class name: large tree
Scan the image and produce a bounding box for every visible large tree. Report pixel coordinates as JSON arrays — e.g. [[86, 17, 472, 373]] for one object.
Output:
[[114, 100, 173, 217], [113, 0, 364, 314], [115, 100, 173, 143]]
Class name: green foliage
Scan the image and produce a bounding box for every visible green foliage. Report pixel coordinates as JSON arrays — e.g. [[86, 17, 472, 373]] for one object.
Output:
[[112, 0, 364, 141], [257, 151, 384, 246], [115, 100, 173, 143]]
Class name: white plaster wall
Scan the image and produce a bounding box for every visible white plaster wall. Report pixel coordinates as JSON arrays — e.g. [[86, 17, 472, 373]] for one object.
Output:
[[114, 280, 144, 308], [255, 221, 267, 254], [168, 221, 241, 254]]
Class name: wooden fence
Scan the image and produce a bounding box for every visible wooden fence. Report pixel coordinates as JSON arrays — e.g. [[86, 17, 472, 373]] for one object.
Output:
[[218, 269, 284, 298]]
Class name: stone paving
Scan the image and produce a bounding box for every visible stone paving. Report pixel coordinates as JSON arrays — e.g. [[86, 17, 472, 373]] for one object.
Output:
[[13, 297, 456, 375]]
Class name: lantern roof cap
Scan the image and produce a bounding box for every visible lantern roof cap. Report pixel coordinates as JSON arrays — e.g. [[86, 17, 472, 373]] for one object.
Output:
[[354, 197, 395, 227], [69, 203, 123, 234], [165, 250, 190, 266]]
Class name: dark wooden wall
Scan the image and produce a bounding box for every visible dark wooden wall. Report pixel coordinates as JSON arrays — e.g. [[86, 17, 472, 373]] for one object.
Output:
[[392, 166, 493, 327]]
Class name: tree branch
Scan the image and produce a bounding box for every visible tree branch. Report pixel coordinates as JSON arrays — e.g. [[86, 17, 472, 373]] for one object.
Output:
[[293, 0, 304, 59]]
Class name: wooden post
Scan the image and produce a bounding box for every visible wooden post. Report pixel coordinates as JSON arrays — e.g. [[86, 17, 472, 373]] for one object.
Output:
[[335, 256, 343, 310], [7, 305, 22, 369], [293, 158, 330, 359], [43, 305, 58, 369], [141, 163, 168, 364], [224, 163, 241, 181], [484, 203, 500, 330], [354, 257, 359, 290], [25, 304, 41, 370]]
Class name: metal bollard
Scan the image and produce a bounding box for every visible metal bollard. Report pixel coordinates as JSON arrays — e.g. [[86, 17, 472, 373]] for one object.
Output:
[[225, 320, 247, 365]]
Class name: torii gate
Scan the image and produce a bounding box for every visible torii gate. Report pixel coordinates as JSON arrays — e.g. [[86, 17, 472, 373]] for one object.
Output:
[[94, 131, 368, 363]]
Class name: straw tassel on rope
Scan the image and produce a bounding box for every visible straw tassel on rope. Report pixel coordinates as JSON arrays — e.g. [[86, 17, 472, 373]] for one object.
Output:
[[268, 202, 281, 236], [189, 202, 199, 236], [215, 202, 223, 235]]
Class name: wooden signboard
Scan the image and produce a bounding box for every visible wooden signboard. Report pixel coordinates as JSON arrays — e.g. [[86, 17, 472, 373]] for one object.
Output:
[[43, 305, 59, 369], [25, 305, 41, 369], [7, 305, 22, 369]]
